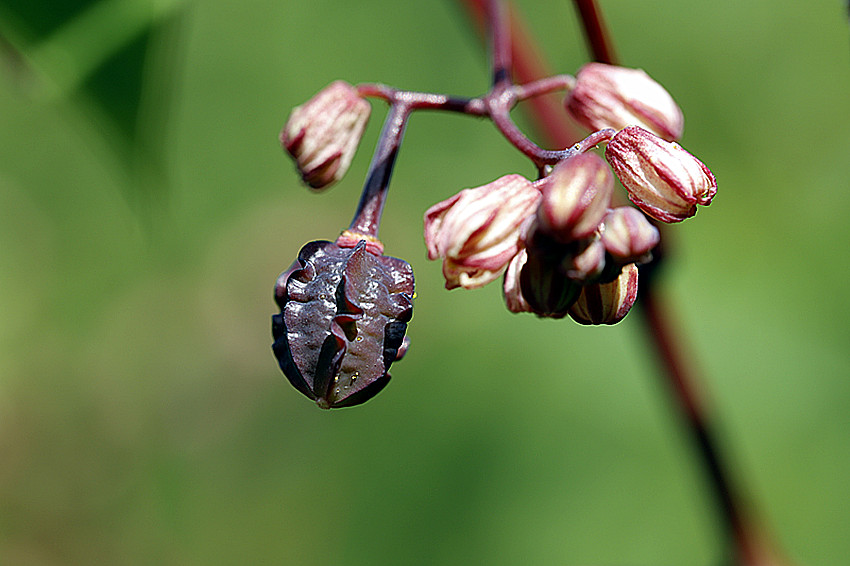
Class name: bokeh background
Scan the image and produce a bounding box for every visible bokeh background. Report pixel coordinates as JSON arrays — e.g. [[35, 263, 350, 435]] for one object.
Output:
[[1, 1, 848, 564]]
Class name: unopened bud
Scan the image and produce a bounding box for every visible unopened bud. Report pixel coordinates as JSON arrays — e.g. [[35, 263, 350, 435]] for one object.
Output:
[[536, 153, 613, 243], [424, 174, 540, 290], [503, 248, 532, 314], [518, 244, 582, 319], [564, 237, 606, 282], [605, 126, 717, 223], [272, 239, 414, 409], [569, 263, 639, 325], [600, 206, 660, 264], [281, 81, 370, 190], [566, 63, 684, 142]]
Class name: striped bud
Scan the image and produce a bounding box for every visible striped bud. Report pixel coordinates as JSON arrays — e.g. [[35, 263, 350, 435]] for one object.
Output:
[[566, 63, 684, 142], [605, 126, 716, 223], [536, 153, 614, 243], [424, 174, 540, 290], [281, 81, 370, 190], [569, 263, 639, 325], [600, 206, 660, 264]]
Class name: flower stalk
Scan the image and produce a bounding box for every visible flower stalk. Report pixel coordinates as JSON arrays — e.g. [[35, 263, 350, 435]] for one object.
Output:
[[347, 101, 411, 239]]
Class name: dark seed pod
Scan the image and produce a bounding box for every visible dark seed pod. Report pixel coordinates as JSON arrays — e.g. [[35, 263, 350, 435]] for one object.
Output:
[[272, 239, 414, 409], [519, 229, 581, 319], [519, 247, 581, 319]]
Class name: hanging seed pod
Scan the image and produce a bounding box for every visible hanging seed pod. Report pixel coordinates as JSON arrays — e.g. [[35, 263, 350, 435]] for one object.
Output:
[[272, 239, 414, 409]]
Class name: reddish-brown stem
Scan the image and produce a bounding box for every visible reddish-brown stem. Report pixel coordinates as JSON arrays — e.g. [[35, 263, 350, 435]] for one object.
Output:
[[355, 83, 487, 115], [348, 74, 580, 237], [483, 0, 586, 170], [513, 74, 575, 100], [348, 19, 588, 239], [572, 0, 618, 64], [348, 102, 410, 238], [637, 289, 748, 565], [567, 1, 771, 562], [487, 0, 512, 87], [456, 1, 783, 564], [638, 285, 786, 566], [459, 0, 584, 148]]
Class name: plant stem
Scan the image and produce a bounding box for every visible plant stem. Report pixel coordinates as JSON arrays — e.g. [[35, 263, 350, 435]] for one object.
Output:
[[571, 0, 618, 64], [487, 0, 512, 87], [482, 0, 591, 171], [512, 74, 575, 99], [455, 0, 783, 563], [458, 0, 584, 147], [348, 102, 411, 239], [348, 47, 586, 238], [356, 83, 487, 115], [637, 288, 756, 565]]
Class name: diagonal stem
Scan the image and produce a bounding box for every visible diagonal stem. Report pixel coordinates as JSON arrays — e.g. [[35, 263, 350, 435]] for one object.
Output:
[[348, 102, 411, 239], [567, 1, 774, 563], [456, 0, 785, 564], [637, 288, 754, 565], [571, 0, 618, 64]]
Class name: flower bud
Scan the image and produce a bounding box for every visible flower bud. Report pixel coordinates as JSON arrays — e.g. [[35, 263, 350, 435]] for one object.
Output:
[[503, 248, 532, 314], [509, 226, 584, 319], [280, 81, 370, 190], [600, 206, 660, 264], [605, 126, 717, 223], [518, 246, 583, 318], [569, 263, 639, 325], [566, 63, 684, 142], [272, 239, 414, 409], [424, 174, 540, 290], [564, 237, 606, 282], [536, 153, 613, 243]]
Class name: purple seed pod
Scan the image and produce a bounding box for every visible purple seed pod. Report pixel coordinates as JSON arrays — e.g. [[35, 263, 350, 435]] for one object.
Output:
[[272, 239, 414, 409]]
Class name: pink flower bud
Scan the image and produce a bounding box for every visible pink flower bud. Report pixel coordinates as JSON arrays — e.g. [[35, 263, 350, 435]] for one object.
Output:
[[536, 153, 614, 243], [502, 248, 532, 314], [281, 81, 371, 190], [566, 63, 684, 142], [569, 263, 639, 325], [600, 206, 660, 263], [564, 237, 606, 282], [605, 126, 717, 223], [424, 174, 541, 290]]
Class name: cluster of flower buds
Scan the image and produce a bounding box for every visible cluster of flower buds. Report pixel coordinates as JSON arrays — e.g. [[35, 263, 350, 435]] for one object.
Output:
[[514, 153, 655, 323], [425, 63, 715, 324], [272, 235, 414, 409], [274, 61, 715, 407]]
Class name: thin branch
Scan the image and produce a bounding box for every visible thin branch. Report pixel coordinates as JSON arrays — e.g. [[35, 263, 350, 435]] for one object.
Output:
[[458, 0, 584, 148], [348, 102, 411, 238], [456, 1, 787, 565], [486, 0, 512, 87], [571, 0, 618, 64]]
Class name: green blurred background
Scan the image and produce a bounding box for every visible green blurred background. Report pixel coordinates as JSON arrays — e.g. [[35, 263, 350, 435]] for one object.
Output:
[[1, 0, 848, 564]]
